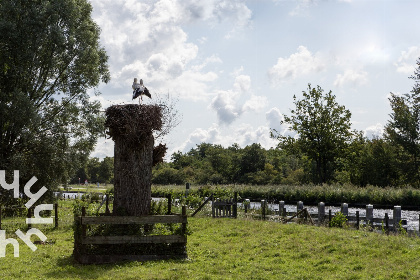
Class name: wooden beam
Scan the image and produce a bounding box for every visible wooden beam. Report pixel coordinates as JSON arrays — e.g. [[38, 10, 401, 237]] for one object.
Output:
[[80, 215, 186, 225], [82, 234, 187, 245]]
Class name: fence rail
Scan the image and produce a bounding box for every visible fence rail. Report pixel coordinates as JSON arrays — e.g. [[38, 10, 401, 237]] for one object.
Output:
[[74, 206, 188, 264]]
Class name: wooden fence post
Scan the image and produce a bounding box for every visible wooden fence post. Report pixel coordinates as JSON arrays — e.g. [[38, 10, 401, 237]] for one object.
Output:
[[182, 206, 187, 235], [328, 209, 332, 227], [297, 201, 304, 212], [279, 201, 285, 216], [212, 196, 215, 218], [341, 203, 348, 217], [233, 192, 238, 218], [0, 206, 2, 230], [393, 206, 401, 230], [385, 213, 389, 234], [27, 208, 32, 230], [366, 204, 373, 226], [81, 207, 86, 238], [244, 199, 250, 214], [261, 200, 266, 220], [167, 194, 172, 215], [105, 195, 110, 215], [54, 203, 58, 228], [318, 202, 325, 224], [418, 214, 420, 233], [356, 211, 359, 229]]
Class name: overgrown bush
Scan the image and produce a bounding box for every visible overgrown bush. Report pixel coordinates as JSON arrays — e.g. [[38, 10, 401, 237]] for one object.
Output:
[[329, 212, 348, 228]]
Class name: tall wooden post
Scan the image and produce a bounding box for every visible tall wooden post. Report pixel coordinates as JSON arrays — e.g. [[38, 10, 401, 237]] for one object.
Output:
[[54, 203, 58, 228], [105, 105, 163, 216], [318, 202, 325, 224], [27, 208, 32, 230]]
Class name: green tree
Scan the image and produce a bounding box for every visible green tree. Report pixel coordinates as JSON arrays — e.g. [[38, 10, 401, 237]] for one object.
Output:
[[239, 143, 266, 182], [273, 84, 353, 184], [385, 59, 420, 187], [346, 135, 399, 187], [98, 156, 114, 184], [0, 0, 110, 200]]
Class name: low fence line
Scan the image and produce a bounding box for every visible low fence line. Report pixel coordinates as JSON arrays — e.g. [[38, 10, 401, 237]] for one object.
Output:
[[254, 200, 409, 232]]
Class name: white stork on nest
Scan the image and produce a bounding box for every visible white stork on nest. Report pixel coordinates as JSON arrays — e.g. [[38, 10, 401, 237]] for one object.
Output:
[[132, 78, 151, 104]]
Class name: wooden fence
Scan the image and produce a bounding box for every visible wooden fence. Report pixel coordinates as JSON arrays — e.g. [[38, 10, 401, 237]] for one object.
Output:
[[73, 206, 188, 264], [256, 200, 409, 232]]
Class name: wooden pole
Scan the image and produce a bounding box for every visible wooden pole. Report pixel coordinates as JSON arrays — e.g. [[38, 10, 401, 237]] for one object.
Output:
[[341, 203, 348, 217], [105, 195, 110, 215], [318, 202, 325, 224], [54, 203, 58, 228], [181, 206, 187, 235], [356, 211, 360, 229], [366, 204, 373, 226], [0, 206, 2, 230], [212, 196, 215, 218], [328, 209, 332, 227], [418, 214, 420, 233], [393, 206, 401, 231], [261, 200, 266, 220], [167, 193, 172, 215], [279, 201, 285, 216], [385, 213, 389, 234], [233, 192, 238, 218], [81, 207, 86, 238], [27, 208, 31, 230]]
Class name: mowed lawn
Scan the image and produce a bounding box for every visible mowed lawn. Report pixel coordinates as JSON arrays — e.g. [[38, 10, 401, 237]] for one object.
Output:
[[1, 215, 420, 279]]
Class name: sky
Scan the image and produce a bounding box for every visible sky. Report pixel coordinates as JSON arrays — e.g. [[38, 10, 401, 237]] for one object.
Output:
[[88, 0, 420, 160]]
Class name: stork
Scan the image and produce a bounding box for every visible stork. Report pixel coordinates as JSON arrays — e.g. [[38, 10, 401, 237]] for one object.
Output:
[[132, 78, 151, 104]]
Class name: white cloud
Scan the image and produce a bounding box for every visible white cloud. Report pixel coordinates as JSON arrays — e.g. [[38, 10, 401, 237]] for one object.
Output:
[[174, 123, 278, 154], [210, 74, 267, 124], [289, 0, 317, 17], [210, 90, 241, 125], [243, 95, 268, 113], [90, 0, 251, 100], [334, 69, 368, 88], [265, 107, 296, 138], [364, 123, 384, 139], [395, 46, 420, 74], [91, 138, 115, 159], [268, 46, 325, 85]]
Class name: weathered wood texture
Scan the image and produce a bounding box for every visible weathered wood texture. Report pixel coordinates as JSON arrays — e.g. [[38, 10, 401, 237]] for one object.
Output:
[[82, 235, 187, 245], [211, 193, 238, 218], [75, 254, 187, 265], [74, 206, 188, 264], [113, 131, 153, 216], [106, 104, 163, 216], [81, 215, 187, 225]]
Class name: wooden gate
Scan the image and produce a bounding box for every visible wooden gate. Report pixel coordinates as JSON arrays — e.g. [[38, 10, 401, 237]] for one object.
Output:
[[212, 194, 237, 218]]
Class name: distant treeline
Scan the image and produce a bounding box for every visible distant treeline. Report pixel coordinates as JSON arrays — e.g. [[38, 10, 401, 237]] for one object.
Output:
[[74, 138, 414, 188], [152, 140, 413, 188]]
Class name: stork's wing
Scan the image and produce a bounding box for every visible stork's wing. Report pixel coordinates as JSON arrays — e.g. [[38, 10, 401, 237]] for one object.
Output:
[[144, 87, 151, 98]]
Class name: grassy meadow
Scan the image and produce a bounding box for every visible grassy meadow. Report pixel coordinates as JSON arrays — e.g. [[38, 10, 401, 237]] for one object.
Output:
[[1, 200, 420, 279]]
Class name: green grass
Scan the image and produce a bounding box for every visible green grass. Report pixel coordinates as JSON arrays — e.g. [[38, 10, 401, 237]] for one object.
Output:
[[1, 200, 420, 279]]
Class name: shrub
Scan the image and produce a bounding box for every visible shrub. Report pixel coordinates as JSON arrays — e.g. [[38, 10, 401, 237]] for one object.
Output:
[[329, 212, 347, 228]]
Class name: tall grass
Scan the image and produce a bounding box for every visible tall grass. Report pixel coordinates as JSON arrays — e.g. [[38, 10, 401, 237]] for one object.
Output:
[[152, 184, 420, 206]]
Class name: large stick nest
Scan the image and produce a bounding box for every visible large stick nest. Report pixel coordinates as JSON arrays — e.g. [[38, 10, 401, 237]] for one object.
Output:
[[105, 104, 163, 143]]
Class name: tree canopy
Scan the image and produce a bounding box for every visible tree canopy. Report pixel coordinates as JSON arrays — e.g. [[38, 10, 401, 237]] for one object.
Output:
[[385, 59, 420, 187], [272, 84, 353, 184], [0, 0, 110, 202]]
